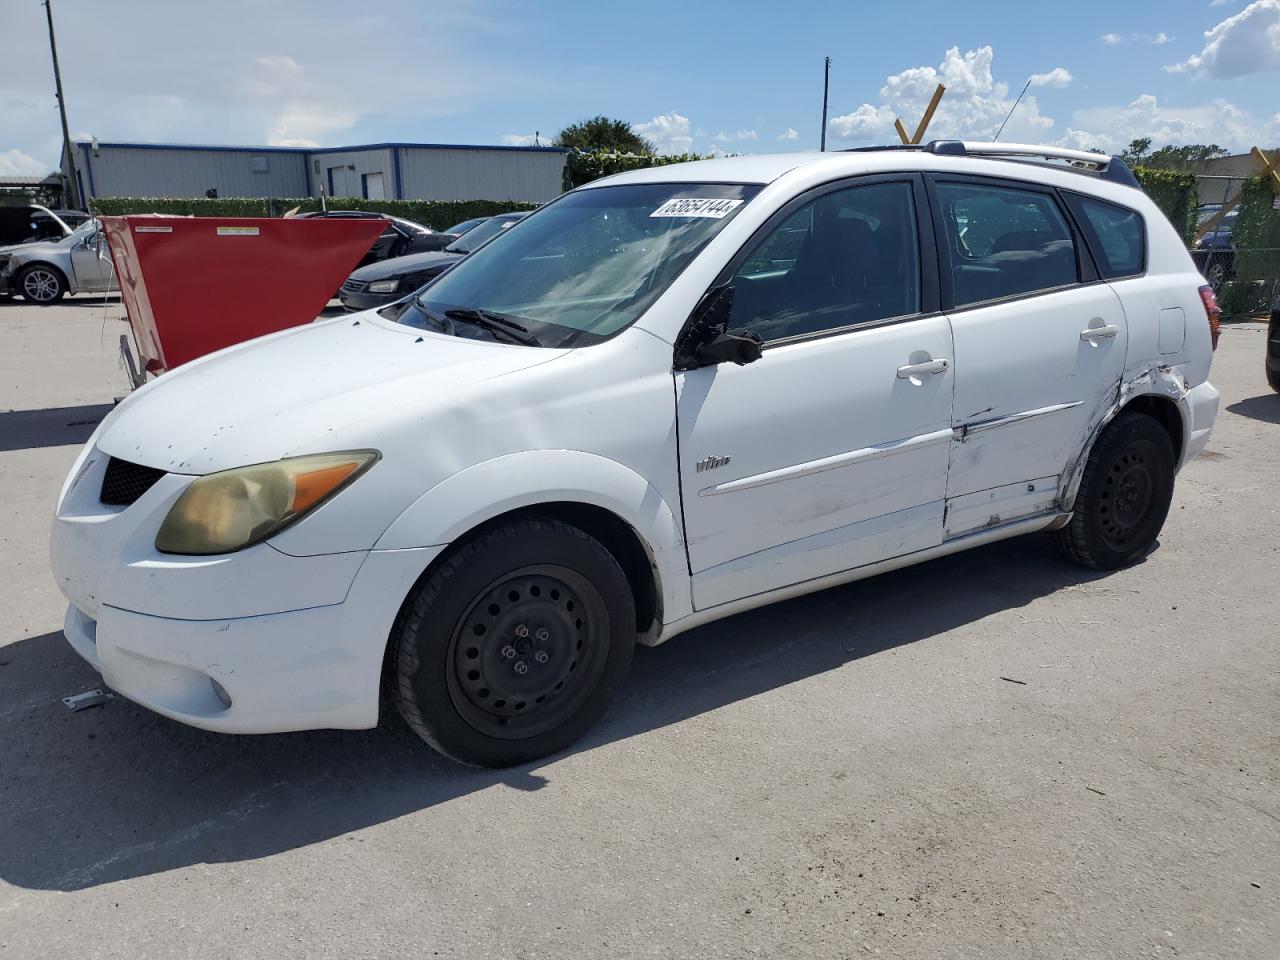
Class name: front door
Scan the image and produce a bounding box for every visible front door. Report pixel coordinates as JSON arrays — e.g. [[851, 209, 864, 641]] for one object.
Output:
[[928, 176, 1129, 536], [675, 176, 955, 610], [69, 227, 115, 292]]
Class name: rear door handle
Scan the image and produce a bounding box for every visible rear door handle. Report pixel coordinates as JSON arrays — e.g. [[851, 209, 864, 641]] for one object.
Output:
[[1080, 324, 1119, 343], [897, 358, 950, 379]]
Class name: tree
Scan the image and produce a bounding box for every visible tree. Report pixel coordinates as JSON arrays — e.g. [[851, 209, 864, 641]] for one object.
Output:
[[554, 116, 654, 154], [1117, 138, 1230, 170]]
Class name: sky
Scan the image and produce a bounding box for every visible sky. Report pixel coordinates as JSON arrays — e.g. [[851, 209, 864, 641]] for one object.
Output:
[[3, 0, 1280, 177]]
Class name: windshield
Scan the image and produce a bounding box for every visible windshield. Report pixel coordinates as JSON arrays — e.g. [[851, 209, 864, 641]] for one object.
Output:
[[63, 219, 100, 244], [403, 183, 759, 346], [446, 216, 517, 254]]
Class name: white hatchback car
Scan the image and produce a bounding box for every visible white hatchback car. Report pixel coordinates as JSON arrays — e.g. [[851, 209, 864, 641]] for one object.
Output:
[[52, 142, 1220, 766]]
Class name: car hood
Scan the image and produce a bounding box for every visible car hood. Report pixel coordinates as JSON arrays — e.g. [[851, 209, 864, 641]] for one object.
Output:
[[94, 312, 567, 474], [0, 239, 65, 259], [349, 249, 463, 281]]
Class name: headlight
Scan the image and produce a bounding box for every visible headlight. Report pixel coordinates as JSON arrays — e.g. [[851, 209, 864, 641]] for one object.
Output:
[[155, 451, 379, 555], [368, 279, 400, 293]]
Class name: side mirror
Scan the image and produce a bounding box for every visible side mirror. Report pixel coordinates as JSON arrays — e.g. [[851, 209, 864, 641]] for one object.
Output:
[[697, 330, 763, 366], [674, 284, 763, 370]]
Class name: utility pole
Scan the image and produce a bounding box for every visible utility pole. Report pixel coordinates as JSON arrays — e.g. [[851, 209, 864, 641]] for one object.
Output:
[[819, 56, 831, 152], [43, 0, 81, 209]]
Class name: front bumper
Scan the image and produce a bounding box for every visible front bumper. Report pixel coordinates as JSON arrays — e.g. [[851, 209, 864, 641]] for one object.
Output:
[[339, 288, 399, 312], [51, 443, 443, 733], [60, 544, 441, 733]]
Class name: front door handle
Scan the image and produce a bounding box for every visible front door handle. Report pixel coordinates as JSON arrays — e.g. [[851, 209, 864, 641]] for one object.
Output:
[[1080, 324, 1119, 343], [897, 358, 950, 379]]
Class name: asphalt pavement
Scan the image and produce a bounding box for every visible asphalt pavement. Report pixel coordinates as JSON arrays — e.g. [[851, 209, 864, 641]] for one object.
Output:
[[1, 295, 1276, 959]]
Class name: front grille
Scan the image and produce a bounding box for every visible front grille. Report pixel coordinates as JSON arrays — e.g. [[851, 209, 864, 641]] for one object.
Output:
[[341, 278, 368, 294], [100, 457, 166, 507]]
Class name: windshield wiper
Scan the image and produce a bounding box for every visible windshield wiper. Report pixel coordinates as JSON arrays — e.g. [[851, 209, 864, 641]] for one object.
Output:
[[443, 307, 542, 346]]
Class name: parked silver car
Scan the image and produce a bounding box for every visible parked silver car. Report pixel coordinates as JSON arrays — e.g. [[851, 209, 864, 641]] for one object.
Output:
[[0, 218, 116, 304]]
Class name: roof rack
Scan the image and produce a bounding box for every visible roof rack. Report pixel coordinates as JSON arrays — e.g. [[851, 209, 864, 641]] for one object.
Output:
[[842, 141, 1139, 187], [923, 141, 1140, 187]]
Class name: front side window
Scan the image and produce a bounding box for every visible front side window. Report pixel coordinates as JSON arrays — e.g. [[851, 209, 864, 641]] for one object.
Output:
[[936, 181, 1078, 307], [403, 183, 759, 346], [727, 180, 921, 342], [1065, 194, 1145, 279]]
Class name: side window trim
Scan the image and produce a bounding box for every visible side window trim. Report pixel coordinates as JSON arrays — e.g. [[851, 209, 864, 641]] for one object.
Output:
[[922, 172, 1098, 313], [696, 172, 940, 349]]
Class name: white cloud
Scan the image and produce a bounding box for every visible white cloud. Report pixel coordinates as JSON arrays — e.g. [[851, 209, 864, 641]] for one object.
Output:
[[1103, 31, 1175, 46], [634, 111, 693, 154], [1167, 0, 1280, 77], [713, 129, 758, 142], [777, 127, 799, 141], [0, 148, 51, 177], [1029, 67, 1073, 87], [827, 46, 1056, 145], [1060, 93, 1275, 152], [501, 133, 539, 146]]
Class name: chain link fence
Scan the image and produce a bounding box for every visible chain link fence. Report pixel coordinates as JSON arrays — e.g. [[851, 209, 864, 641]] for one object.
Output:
[[1191, 174, 1280, 318]]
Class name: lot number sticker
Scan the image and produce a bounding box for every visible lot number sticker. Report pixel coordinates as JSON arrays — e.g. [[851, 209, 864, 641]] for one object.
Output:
[[216, 226, 260, 236], [650, 198, 743, 219]]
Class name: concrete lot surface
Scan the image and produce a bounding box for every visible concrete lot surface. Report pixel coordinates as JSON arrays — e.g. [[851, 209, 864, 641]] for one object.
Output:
[[1, 296, 1277, 959]]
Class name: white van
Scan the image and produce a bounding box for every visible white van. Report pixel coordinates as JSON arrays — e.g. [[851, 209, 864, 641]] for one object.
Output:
[[51, 142, 1220, 766]]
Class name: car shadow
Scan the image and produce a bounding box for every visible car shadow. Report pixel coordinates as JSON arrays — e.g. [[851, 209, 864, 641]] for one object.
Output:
[[0, 533, 1111, 892], [0, 294, 123, 309], [1226, 394, 1280, 425], [0, 403, 115, 453]]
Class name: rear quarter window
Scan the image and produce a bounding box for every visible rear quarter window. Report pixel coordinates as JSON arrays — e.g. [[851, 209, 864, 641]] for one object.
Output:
[[1065, 194, 1146, 279]]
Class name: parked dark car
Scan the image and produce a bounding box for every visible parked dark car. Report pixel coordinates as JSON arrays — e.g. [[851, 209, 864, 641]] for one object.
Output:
[[294, 210, 456, 266], [339, 212, 527, 311], [442, 216, 487, 236], [1192, 204, 1237, 292], [0, 205, 90, 247]]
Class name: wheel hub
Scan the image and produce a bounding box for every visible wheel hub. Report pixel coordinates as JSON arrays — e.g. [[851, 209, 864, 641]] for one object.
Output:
[[23, 270, 58, 302], [448, 566, 606, 738]]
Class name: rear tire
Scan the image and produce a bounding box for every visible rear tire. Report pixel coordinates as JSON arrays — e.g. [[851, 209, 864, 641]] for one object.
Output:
[[1058, 412, 1176, 570], [392, 517, 636, 767], [1266, 311, 1280, 394]]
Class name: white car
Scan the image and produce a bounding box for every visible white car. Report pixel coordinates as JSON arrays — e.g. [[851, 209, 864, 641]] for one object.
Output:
[[51, 142, 1220, 767]]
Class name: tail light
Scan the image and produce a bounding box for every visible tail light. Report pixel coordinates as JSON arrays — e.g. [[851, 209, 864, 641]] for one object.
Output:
[[1198, 284, 1221, 351]]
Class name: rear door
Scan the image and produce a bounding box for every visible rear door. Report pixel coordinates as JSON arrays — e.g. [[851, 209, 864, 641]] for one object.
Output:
[[675, 175, 956, 610], [926, 175, 1128, 536]]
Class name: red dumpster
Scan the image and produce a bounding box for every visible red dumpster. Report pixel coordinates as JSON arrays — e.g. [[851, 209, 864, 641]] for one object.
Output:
[[100, 215, 386, 375]]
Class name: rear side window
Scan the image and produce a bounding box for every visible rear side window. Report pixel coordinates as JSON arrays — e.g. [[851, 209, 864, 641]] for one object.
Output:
[[1065, 194, 1145, 279], [935, 181, 1078, 307]]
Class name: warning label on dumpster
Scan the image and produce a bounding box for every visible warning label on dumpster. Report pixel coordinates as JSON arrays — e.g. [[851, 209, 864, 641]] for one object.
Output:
[[134, 225, 172, 233], [216, 226, 260, 236]]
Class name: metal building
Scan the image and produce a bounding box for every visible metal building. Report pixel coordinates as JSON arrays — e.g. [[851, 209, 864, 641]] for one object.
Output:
[[64, 140, 568, 205]]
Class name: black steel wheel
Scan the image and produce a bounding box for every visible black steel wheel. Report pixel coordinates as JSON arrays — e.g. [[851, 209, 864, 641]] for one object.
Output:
[[17, 264, 66, 304], [1058, 412, 1176, 570], [393, 517, 636, 767], [447, 565, 610, 740]]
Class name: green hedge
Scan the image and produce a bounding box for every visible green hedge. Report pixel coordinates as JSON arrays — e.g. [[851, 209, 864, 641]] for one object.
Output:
[[87, 197, 538, 230], [1132, 166, 1198, 244], [563, 150, 713, 190]]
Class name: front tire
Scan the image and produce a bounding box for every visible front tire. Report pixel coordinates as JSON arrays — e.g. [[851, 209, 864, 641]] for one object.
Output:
[[17, 264, 67, 304], [1058, 412, 1176, 570], [393, 517, 636, 767]]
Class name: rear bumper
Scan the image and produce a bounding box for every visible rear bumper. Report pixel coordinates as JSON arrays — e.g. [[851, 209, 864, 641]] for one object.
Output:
[[1183, 380, 1220, 465], [62, 544, 444, 734]]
